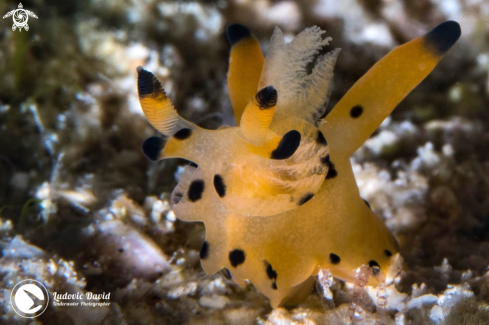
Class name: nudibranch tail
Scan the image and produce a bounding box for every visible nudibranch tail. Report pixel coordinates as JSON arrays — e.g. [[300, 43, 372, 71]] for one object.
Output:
[[424, 20, 462, 56], [227, 24, 264, 125], [322, 21, 461, 156]]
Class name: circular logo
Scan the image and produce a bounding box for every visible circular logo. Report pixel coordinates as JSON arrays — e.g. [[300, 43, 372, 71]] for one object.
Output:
[[10, 280, 49, 318], [13, 10, 28, 27]]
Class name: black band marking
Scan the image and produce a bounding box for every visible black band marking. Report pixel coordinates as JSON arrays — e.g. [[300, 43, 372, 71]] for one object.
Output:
[[424, 21, 461, 56], [255, 86, 277, 109], [137, 67, 155, 95], [226, 24, 252, 46], [137, 66, 165, 97]]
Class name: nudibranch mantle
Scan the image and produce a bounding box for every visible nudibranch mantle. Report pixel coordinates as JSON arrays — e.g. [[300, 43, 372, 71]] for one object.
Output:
[[137, 21, 461, 308]]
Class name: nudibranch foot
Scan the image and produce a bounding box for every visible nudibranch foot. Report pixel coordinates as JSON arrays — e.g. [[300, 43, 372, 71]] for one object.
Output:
[[344, 265, 388, 324]]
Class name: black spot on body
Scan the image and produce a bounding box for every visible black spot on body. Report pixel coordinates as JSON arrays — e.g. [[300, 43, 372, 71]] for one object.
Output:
[[188, 180, 205, 202], [424, 21, 461, 56], [271, 130, 301, 160], [320, 154, 330, 166], [229, 249, 246, 267], [213, 174, 226, 198], [200, 241, 209, 259], [316, 131, 327, 146], [298, 193, 314, 206], [368, 260, 380, 268], [330, 253, 341, 264], [226, 24, 252, 46], [255, 86, 277, 109], [272, 282, 278, 290], [142, 137, 164, 161], [384, 250, 392, 257], [119, 248, 124, 253], [363, 199, 371, 209], [350, 105, 363, 118], [326, 161, 338, 179], [264, 261, 278, 280], [173, 128, 192, 140]]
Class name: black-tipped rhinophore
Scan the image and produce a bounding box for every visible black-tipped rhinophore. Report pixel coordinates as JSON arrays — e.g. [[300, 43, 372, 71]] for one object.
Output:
[[137, 66, 162, 95], [271, 130, 301, 160], [137, 66, 154, 95], [424, 21, 461, 56], [255, 86, 278, 109], [142, 137, 164, 161], [226, 24, 252, 46]]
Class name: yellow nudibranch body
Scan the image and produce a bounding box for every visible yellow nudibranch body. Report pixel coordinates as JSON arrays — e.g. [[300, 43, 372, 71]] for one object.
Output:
[[137, 21, 461, 308]]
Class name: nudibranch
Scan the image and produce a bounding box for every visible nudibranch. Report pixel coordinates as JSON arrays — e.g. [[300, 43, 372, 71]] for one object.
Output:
[[137, 21, 461, 308]]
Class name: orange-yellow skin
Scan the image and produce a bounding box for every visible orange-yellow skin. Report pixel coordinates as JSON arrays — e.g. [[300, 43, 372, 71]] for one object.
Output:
[[138, 22, 460, 308], [228, 37, 264, 124]]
